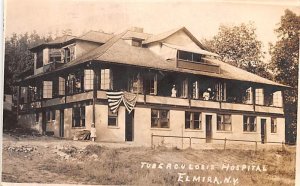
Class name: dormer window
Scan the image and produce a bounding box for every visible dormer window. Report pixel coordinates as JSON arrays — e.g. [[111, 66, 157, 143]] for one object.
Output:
[[132, 39, 142, 47], [177, 50, 202, 62], [62, 45, 75, 63], [64, 48, 71, 63], [49, 49, 61, 63]]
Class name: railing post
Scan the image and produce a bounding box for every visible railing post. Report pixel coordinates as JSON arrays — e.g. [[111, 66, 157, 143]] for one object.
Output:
[[224, 138, 227, 150], [151, 133, 153, 149], [255, 141, 257, 152], [189, 137, 192, 148]]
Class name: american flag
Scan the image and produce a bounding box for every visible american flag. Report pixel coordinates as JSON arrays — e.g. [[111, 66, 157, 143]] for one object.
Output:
[[106, 91, 137, 113]]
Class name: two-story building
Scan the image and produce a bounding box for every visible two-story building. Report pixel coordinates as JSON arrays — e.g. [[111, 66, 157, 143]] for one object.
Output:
[[15, 27, 288, 146]]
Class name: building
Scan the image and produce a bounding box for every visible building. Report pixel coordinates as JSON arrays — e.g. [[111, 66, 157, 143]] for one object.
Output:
[[14, 27, 288, 146]]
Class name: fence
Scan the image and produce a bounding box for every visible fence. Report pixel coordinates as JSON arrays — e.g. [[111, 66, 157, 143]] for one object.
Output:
[[150, 133, 286, 152]]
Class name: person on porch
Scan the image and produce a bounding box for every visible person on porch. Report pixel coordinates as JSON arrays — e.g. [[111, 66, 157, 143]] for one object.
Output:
[[171, 85, 177, 97], [203, 88, 211, 100]]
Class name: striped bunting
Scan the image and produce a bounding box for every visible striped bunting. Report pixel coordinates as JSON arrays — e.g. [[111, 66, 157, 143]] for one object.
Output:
[[106, 91, 137, 113]]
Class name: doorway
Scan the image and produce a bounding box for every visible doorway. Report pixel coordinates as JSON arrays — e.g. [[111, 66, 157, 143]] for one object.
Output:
[[59, 109, 64, 137], [206, 115, 212, 143], [42, 111, 46, 135], [261, 119, 266, 144], [125, 110, 134, 141]]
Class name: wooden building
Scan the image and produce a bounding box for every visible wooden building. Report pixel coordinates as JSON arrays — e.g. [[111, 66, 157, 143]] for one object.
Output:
[[15, 27, 288, 146]]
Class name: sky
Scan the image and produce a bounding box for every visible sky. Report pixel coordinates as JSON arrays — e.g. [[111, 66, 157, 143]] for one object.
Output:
[[4, 0, 300, 60]]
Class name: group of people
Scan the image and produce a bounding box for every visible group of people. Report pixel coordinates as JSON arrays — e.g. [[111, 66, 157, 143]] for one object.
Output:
[[171, 85, 213, 100]]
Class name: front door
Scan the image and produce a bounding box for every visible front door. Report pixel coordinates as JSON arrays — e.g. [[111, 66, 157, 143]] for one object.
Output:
[[206, 115, 212, 143], [261, 119, 266, 144], [59, 109, 64, 137], [125, 110, 134, 141]]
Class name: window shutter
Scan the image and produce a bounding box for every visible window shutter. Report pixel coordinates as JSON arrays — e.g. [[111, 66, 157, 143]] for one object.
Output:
[[61, 49, 65, 63], [154, 74, 157, 95], [70, 45, 75, 60], [58, 77, 65, 96]]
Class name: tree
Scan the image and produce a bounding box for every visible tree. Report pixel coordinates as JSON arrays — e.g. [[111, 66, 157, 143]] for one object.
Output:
[[4, 31, 53, 94], [204, 22, 270, 78], [269, 9, 300, 144]]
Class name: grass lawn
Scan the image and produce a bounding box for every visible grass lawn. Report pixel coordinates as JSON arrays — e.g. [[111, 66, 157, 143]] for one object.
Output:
[[2, 133, 296, 185]]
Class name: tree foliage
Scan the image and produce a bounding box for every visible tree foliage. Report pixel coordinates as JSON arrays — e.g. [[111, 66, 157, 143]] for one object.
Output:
[[204, 22, 270, 78], [4, 31, 53, 94], [269, 9, 300, 144]]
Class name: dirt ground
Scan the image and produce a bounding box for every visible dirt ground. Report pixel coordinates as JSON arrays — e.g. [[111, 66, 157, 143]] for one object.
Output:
[[1, 130, 296, 186]]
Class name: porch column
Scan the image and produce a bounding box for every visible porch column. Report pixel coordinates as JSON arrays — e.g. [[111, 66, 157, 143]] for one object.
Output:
[[92, 67, 97, 124]]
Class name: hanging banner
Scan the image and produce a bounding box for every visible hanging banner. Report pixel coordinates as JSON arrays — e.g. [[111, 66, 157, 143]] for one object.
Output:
[[106, 91, 137, 113]]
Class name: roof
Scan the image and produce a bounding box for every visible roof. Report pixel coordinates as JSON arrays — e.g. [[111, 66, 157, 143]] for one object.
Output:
[[30, 35, 76, 51], [122, 30, 152, 40], [144, 27, 207, 49], [30, 31, 113, 51], [163, 43, 219, 57], [47, 35, 76, 44], [22, 29, 288, 88], [76, 31, 113, 43]]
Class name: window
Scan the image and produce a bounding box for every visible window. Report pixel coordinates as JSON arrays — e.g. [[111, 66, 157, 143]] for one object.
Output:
[[145, 73, 157, 95], [72, 107, 85, 127], [255, 88, 264, 105], [151, 109, 169, 128], [271, 118, 277, 133], [67, 72, 84, 95], [129, 73, 143, 93], [180, 79, 188, 98], [243, 116, 256, 132], [36, 50, 43, 68], [64, 48, 71, 63], [108, 109, 118, 126], [100, 69, 113, 90], [49, 48, 61, 63], [215, 82, 226, 101], [51, 110, 56, 120], [217, 114, 231, 131], [272, 91, 282, 107], [177, 50, 202, 62], [185, 112, 201, 130], [243, 87, 253, 104], [43, 81, 53, 99], [46, 110, 55, 122], [192, 80, 199, 99], [132, 39, 142, 47], [84, 69, 94, 90], [58, 77, 65, 96]]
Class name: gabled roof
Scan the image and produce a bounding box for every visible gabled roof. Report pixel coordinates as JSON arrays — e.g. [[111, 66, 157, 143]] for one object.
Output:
[[22, 29, 288, 88], [76, 31, 113, 43], [30, 35, 76, 51], [30, 31, 113, 51], [143, 27, 207, 49], [47, 35, 76, 44], [122, 30, 152, 40]]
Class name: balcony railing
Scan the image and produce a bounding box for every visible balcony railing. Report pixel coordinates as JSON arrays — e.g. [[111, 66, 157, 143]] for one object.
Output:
[[43, 62, 64, 73]]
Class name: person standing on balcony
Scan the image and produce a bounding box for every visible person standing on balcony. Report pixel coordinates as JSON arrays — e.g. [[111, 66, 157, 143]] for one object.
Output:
[[171, 85, 177, 97], [203, 88, 211, 100]]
